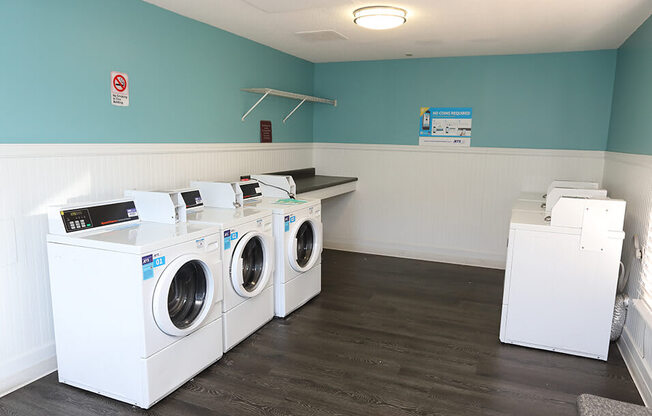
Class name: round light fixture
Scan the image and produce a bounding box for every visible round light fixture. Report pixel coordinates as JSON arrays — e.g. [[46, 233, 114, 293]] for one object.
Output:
[[353, 6, 407, 30]]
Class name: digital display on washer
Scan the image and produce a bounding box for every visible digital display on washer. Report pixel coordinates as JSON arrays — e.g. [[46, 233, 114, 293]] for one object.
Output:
[[181, 190, 203, 209], [240, 182, 262, 200], [61, 201, 139, 233]]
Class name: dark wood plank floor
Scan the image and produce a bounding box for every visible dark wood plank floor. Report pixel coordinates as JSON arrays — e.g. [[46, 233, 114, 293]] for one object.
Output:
[[0, 250, 642, 415]]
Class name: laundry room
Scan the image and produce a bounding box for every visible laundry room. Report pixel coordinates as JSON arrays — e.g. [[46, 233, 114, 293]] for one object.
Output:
[[1, 1, 652, 415]]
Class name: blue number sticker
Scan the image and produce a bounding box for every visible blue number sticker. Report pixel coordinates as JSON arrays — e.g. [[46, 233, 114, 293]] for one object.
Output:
[[290, 216, 296, 223], [231, 232, 238, 240], [153, 256, 165, 268]]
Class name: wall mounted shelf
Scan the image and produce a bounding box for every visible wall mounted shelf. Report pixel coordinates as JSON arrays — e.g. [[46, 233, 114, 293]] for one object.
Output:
[[241, 88, 337, 123]]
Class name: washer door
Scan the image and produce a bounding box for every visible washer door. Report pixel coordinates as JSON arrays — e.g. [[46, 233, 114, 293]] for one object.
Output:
[[230, 231, 273, 298], [153, 254, 215, 337], [288, 218, 322, 273]]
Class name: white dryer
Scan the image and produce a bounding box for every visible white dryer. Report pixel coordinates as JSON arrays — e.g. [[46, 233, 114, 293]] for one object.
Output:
[[46, 199, 223, 408]]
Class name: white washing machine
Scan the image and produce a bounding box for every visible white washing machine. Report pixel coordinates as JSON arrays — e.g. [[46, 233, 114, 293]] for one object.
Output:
[[186, 206, 275, 351], [169, 185, 276, 352], [46, 199, 224, 408], [194, 178, 323, 317], [128, 188, 276, 352], [248, 176, 323, 317], [246, 197, 322, 317], [500, 196, 626, 360], [514, 181, 602, 212]]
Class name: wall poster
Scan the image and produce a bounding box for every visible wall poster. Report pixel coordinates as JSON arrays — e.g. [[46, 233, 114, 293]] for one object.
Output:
[[419, 107, 472, 146]]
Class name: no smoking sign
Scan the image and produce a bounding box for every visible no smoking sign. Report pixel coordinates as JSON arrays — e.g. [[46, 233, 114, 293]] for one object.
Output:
[[110, 71, 129, 107]]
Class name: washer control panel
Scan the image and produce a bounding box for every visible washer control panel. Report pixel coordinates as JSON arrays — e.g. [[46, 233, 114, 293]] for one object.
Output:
[[60, 201, 139, 233], [61, 208, 93, 232]]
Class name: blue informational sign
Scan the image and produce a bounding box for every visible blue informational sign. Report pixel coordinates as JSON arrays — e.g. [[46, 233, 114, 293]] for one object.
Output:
[[142, 255, 154, 280], [224, 230, 231, 250], [419, 107, 472, 146]]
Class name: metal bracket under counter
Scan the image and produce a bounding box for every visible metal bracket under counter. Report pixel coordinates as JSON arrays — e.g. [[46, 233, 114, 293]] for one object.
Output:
[[265, 168, 357, 199]]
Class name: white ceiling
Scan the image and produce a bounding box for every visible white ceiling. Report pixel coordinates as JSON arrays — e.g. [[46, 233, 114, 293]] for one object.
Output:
[[144, 0, 652, 63]]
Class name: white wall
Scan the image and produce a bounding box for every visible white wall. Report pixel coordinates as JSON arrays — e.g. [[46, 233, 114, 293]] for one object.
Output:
[[604, 152, 652, 405], [314, 143, 606, 268], [0, 142, 313, 396]]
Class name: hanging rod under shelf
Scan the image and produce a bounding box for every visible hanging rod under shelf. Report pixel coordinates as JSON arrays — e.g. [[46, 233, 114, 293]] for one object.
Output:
[[241, 88, 337, 123]]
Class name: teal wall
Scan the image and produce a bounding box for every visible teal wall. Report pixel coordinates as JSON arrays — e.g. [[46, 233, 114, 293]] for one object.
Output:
[[313, 51, 617, 149], [607, 15, 652, 155], [0, 0, 314, 143]]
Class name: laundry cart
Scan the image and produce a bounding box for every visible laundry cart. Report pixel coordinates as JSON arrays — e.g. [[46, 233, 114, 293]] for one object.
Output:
[[499, 196, 626, 360]]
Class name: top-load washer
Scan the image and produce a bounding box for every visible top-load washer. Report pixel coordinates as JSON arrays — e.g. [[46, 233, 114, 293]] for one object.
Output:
[[129, 188, 275, 352], [193, 177, 323, 317], [513, 181, 605, 213], [500, 196, 626, 360], [46, 198, 224, 408]]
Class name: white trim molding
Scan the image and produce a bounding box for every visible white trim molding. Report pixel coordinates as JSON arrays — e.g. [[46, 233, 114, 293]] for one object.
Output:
[[313, 141, 606, 159], [324, 237, 506, 269], [0, 141, 313, 158], [0, 343, 57, 398], [619, 331, 652, 406], [618, 300, 652, 406], [606, 151, 652, 169]]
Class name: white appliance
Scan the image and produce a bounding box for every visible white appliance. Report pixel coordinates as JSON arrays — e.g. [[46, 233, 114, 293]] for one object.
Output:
[[250, 199, 322, 317], [249, 175, 323, 317], [513, 188, 608, 213], [199, 176, 323, 317], [500, 196, 626, 360], [184, 184, 276, 351], [518, 180, 600, 202], [46, 199, 224, 408], [514, 180, 604, 213]]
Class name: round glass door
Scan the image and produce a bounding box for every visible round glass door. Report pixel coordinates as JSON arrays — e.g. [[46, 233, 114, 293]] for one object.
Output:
[[230, 231, 272, 298], [242, 236, 265, 292], [289, 218, 322, 272], [295, 221, 315, 268], [167, 260, 207, 329], [153, 255, 214, 337]]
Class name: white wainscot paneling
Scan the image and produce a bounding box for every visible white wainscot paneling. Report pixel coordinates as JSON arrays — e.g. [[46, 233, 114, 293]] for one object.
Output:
[[313, 143, 605, 269], [604, 152, 652, 406], [0, 142, 312, 397]]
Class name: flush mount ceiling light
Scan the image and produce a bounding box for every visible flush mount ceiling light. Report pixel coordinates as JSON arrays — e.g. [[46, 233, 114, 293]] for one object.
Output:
[[353, 6, 407, 30]]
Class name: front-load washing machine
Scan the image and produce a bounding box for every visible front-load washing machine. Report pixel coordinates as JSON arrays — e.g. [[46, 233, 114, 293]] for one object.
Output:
[[131, 187, 276, 352], [193, 178, 323, 317], [253, 197, 322, 317], [185, 204, 275, 351], [46, 199, 224, 408]]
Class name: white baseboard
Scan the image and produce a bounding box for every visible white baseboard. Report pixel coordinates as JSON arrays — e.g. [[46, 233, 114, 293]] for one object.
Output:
[[324, 238, 506, 269], [618, 327, 652, 407], [0, 344, 57, 398]]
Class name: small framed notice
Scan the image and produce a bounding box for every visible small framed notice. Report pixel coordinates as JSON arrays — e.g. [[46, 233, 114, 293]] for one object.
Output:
[[260, 120, 272, 143], [110, 71, 129, 107]]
